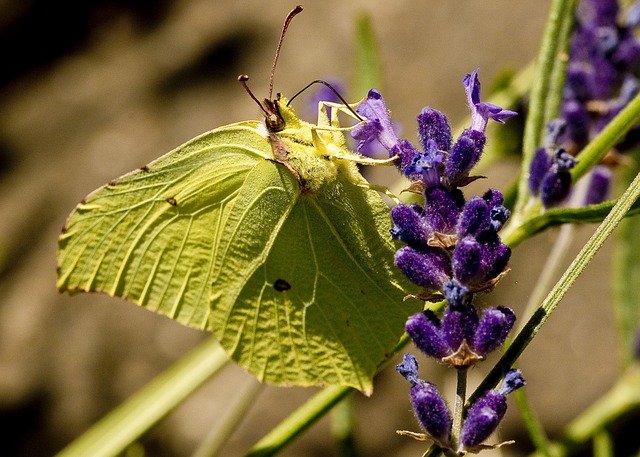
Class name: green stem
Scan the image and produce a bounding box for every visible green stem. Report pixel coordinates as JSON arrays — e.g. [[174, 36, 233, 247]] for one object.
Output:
[[246, 386, 352, 456], [354, 12, 383, 96], [515, 0, 574, 218], [543, 0, 576, 122], [503, 197, 640, 248], [56, 336, 228, 457], [572, 92, 640, 181], [451, 367, 468, 449], [331, 397, 358, 457], [514, 388, 553, 457], [471, 169, 640, 403], [192, 377, 264, 457], [592, 430, 614, 457]]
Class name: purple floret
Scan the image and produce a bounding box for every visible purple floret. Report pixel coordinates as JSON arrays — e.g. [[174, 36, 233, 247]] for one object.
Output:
[[441, 304, 479, 353], [396, 354, 453, 444], [405, 312, 451, 359], [459, 369, 525, 451], [584, 166, 612, 205], [417, 107, 453, 152], [390, 204, 431, 249], [394, 246, 451, 290], [352, 89, 399, 152], [471, 306, 516, 356]]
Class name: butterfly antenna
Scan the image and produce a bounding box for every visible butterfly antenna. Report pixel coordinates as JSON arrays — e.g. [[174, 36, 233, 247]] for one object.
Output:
[[288, 79, 364, 121], [269, 5, 303, 100], [238, 75, 271, 118]]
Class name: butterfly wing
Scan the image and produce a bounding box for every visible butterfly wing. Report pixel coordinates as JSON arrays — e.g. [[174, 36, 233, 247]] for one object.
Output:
[[57, 122, 274, 330], [210, 168, 414, 392]]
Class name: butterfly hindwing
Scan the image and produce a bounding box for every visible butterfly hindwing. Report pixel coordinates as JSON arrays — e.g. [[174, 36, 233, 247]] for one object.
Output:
[[210, 166, 413, 392]]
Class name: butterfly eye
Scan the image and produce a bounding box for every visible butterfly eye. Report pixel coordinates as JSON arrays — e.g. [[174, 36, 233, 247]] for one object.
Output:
[[266, 112, 285, 132]]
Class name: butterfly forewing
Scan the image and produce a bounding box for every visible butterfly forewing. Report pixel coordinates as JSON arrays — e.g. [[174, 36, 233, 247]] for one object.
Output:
[[57, 124, 274, 330]]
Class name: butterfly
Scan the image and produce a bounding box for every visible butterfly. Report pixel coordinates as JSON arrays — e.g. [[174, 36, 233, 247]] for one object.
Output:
[[56, 6, 414, 393]]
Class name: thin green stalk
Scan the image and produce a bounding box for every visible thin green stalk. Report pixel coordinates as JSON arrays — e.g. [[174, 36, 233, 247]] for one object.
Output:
[[515, 0, 574, 218], [451, 367, 468, 449], [502, 197, 640, 248], [56, 336, 228, 457], [514, 388, 553, 457], [192, 377, 264, 457], [471, 169, 640, 403], [331, 397, 358, 457], [543, 0, 577, 123], [354, 12, 383, 97], [246, 386, 352, 456], [572, 92, 640, 181], [593, 430, 614, 457]]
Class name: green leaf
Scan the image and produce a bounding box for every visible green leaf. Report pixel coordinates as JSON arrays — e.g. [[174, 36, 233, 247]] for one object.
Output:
[[354, 12, 383, 96], [57, 101, 415, 393], [56, 336, 228, 457]]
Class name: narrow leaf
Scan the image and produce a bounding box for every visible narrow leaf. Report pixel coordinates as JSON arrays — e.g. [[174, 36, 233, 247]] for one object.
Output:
[[56, 337, 228, 457], [354, 12, 383, 97]]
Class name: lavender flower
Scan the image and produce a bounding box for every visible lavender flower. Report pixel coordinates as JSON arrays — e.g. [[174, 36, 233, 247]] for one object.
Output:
[[351, 89, 400, 151], [529, 148, 578, 207], [382, 69, 520, 451], [444, 69, 517, 185], [405, 305, 515, 366], [396, 354, 453, 445], [459, 369, 526, 452]]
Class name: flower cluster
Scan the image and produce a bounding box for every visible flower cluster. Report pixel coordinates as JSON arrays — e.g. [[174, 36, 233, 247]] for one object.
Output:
[[397, 354, 525, 453], [529, 0, 640, 207], [352, 70, 522, 452], [353, 69, 515, 307]]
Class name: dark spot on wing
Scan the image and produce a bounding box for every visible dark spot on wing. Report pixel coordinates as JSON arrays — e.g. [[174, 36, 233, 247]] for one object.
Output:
[[140, 165, 150, 172], [273, 279, 291, 292], [166, 197, 177, 206]]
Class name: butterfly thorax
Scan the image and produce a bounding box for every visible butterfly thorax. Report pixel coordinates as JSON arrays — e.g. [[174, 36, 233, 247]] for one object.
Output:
[[261, 98, 362, 195]]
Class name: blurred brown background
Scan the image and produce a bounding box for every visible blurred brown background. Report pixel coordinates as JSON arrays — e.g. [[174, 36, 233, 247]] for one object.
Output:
[[1, 1, 626, 456]]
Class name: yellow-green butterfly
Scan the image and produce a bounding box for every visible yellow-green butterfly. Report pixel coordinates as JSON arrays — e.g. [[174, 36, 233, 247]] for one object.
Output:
[[56, 6, 414, 393]]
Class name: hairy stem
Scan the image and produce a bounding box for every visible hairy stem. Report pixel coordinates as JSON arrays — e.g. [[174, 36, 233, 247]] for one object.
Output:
[[451, 367, 468, 448]]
